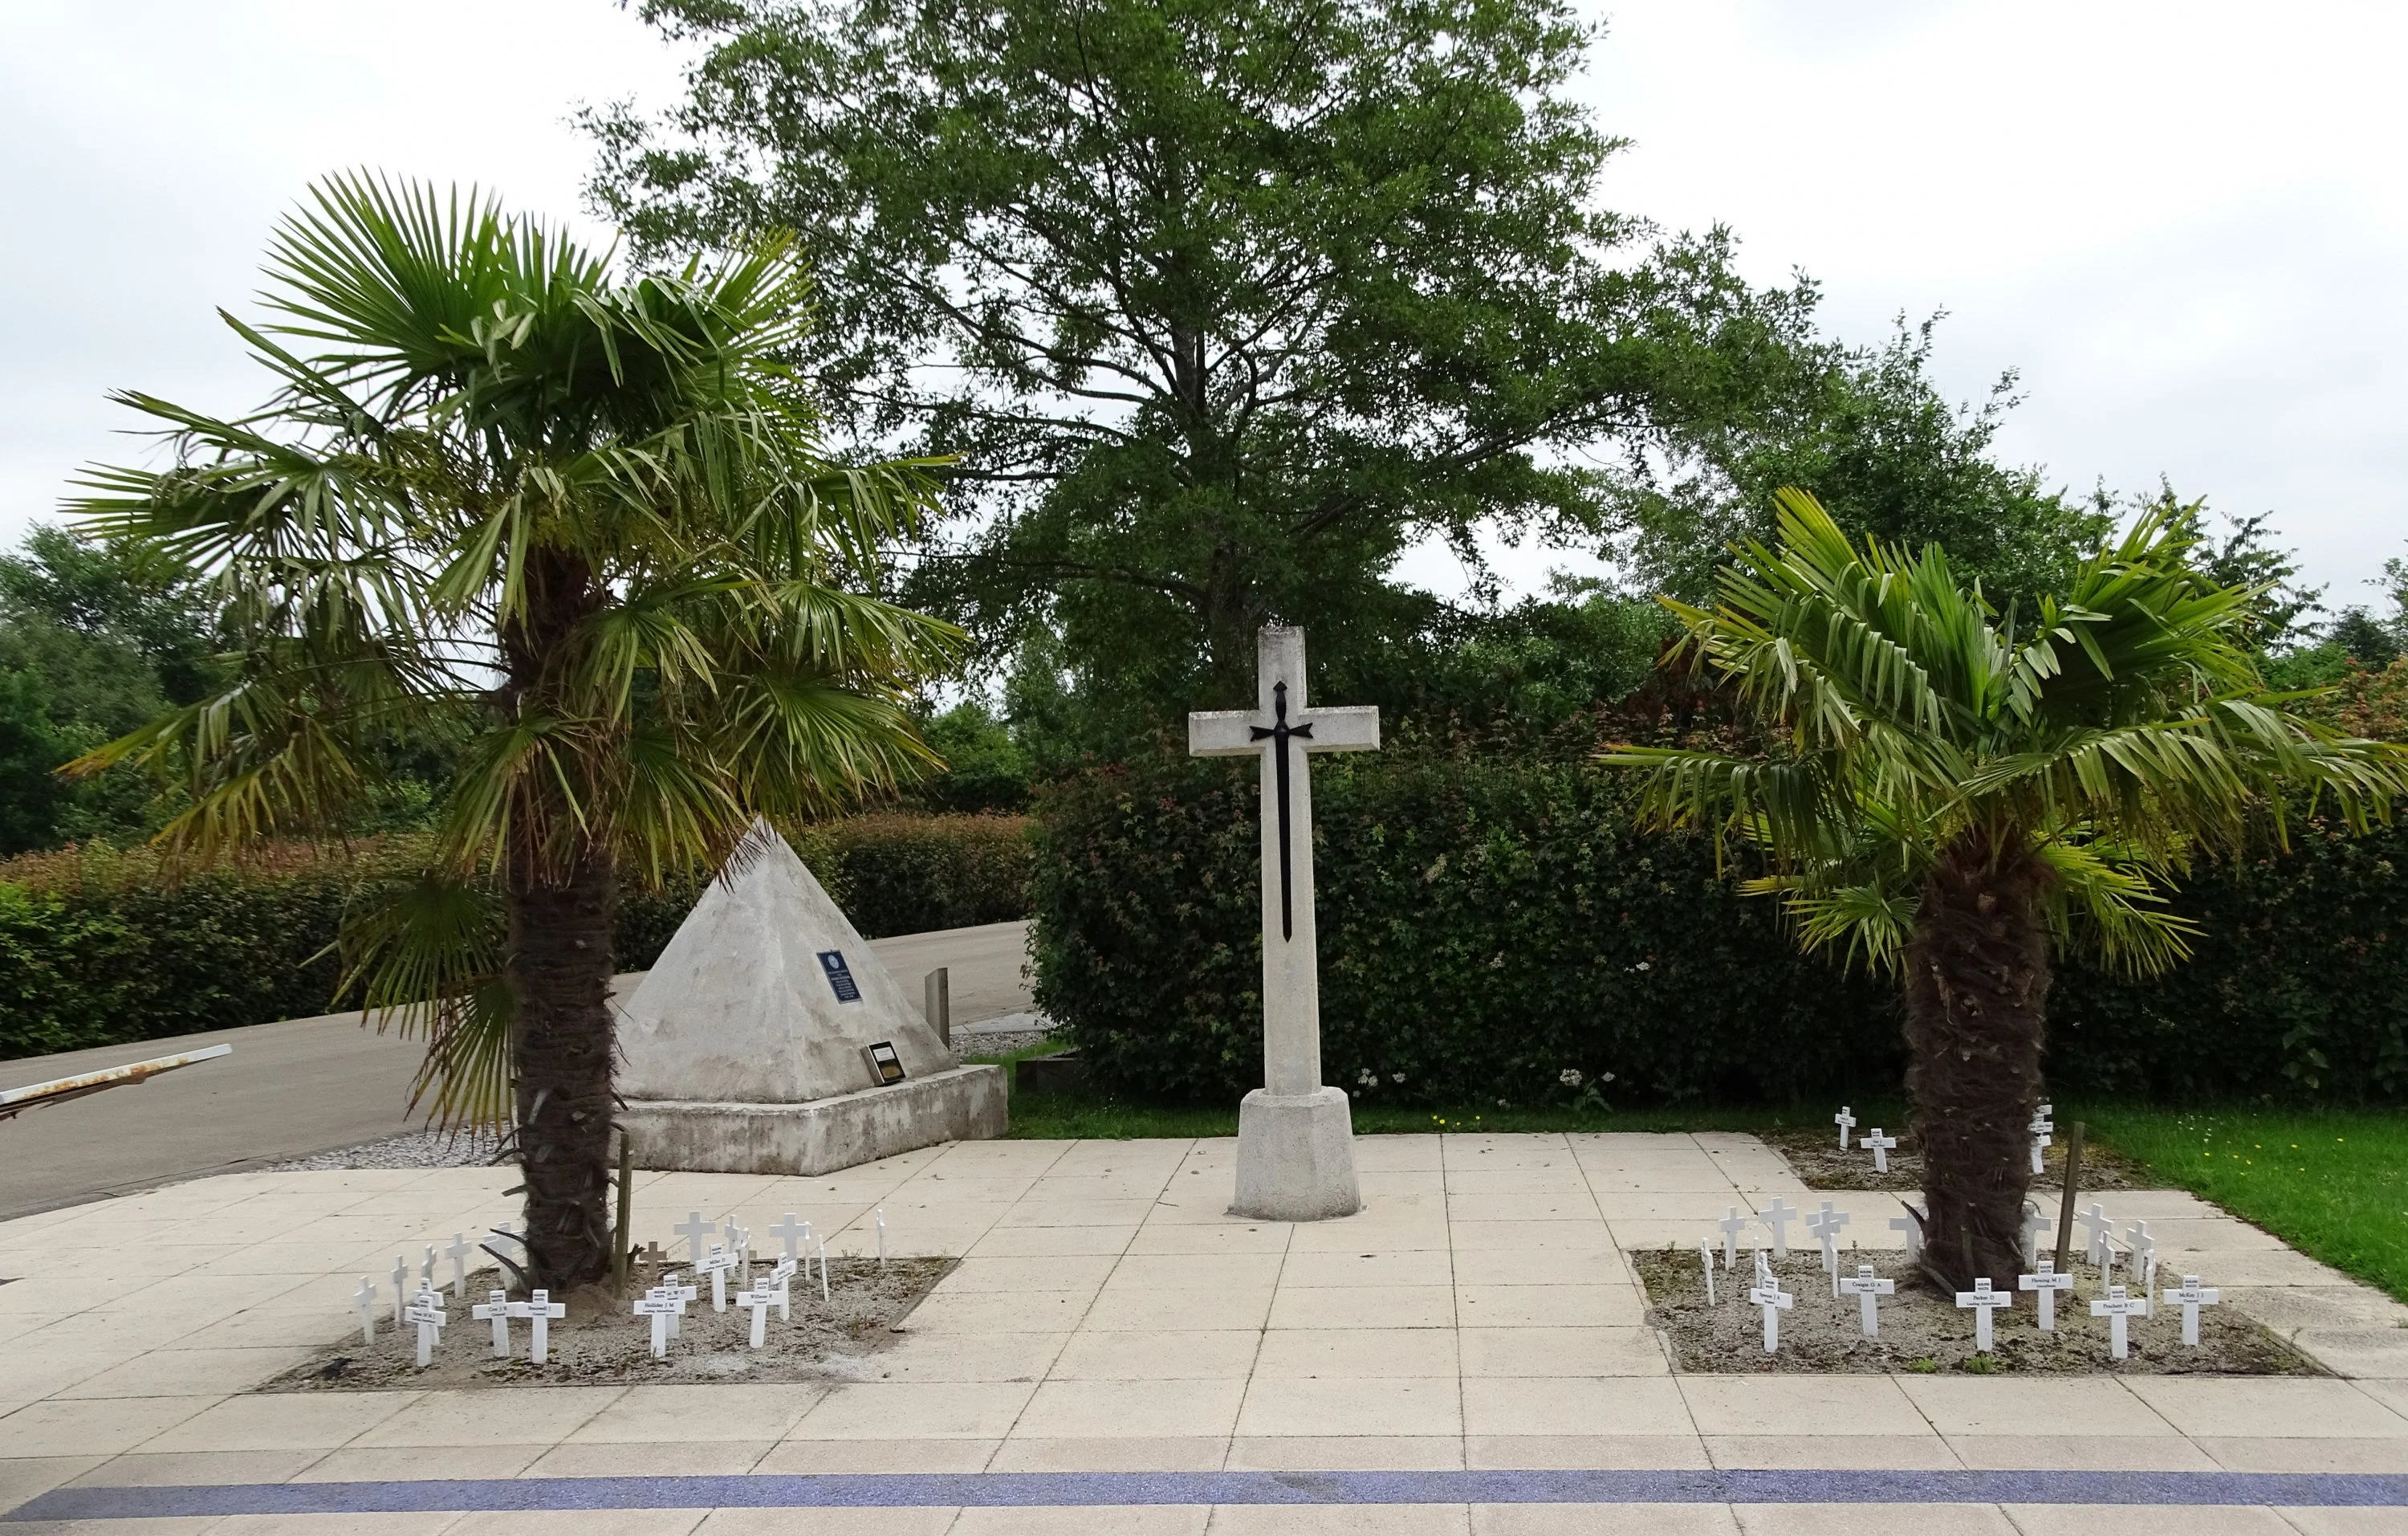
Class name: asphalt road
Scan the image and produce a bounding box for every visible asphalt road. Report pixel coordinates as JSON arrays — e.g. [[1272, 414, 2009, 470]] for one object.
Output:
[[0, 919, 1033, 1220]]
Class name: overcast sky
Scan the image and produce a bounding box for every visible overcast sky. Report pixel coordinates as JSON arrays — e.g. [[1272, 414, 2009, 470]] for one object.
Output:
[[6, 2, 2403, 616]]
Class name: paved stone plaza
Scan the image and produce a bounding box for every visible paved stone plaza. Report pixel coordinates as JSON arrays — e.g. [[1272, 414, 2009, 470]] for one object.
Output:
[[5, 1131, 2406, 1532]]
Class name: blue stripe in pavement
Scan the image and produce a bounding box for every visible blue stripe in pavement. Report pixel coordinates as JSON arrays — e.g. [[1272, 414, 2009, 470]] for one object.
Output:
[[10, 1470, 2408, 1521]]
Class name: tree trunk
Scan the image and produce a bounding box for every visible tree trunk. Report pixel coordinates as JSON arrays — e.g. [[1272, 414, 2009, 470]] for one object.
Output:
[[499, 544, 618, 1293], [506, 843, 619, 1292], [1902, 833, 2050, 1294]]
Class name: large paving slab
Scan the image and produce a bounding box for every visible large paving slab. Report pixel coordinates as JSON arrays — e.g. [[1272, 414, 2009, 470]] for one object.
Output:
[[4, 1131, 2406, 1532]]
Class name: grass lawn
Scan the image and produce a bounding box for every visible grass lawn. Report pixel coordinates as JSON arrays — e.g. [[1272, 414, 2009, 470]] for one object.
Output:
[[2075, 1103, 2408, 1305]]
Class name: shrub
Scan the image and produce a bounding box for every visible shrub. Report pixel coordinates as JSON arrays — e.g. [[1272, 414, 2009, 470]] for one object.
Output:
[[0, 813, 1036, 1061], [1031, 733, 2408, 1108]]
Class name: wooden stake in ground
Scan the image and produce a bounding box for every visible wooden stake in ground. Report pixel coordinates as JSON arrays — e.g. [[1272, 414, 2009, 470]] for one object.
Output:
[[2052, 1121, 2086, 1271], [612, 1134, 634, 1296]]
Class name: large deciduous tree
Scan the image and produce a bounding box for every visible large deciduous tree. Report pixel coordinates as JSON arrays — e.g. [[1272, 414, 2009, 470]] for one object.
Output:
[[71, 175, 958, 1290], [588, 0, 1810, 723], [1607, 490, 2408, 1292]]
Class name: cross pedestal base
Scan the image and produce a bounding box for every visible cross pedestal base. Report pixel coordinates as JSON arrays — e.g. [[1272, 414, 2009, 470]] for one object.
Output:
[[1232, 1086, 1361, 1221], [620, 1065, 1007, 1175]]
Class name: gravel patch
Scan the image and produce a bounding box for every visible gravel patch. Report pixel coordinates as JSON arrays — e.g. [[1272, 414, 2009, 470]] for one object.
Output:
[[263, 1129, 504, 1172], [1634, 1247, 2321, 1375], [1761, 1123, 2158, 1192], [266, 1251, 952, 1390]]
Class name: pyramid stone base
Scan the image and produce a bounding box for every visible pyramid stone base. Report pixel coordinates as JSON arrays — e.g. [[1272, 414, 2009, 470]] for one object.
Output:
[[620, 1065, 1008, 1175]]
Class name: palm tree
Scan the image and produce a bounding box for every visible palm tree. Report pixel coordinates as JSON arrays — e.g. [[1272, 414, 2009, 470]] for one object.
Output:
[[69, 174, 961, 1290], [1606, 489, 2408, 1291]]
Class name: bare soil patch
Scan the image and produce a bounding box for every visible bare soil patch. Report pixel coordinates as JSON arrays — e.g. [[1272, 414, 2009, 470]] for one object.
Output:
[[1633, 1248, 2321, 1376], [265, 1252, 952, 1391], [1760, 1124, 2158, 1192]]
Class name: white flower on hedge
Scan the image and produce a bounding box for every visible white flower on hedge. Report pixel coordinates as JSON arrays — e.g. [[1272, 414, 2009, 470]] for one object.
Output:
[[1559, 1068, 1583, 1087], [1636, 959, 1652, 972], [1391, 1072, 1405, 1083], [1357, 1069, 1378, 1087]]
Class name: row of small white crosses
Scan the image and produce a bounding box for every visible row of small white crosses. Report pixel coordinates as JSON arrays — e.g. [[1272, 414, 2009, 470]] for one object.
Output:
[[2031, 1102, 2055, 1175]]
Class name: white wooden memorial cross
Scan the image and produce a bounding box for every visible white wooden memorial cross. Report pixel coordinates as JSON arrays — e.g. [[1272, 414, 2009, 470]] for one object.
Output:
[[2076, 1203, 2113, 1268], [1717, 1207, 1748, 1270], [817, 1238, 831, 1302], [1698, 1242, 1716, 1306], [421, 1245, 436, 1290], [661, 1274, 698, 1337], [768, 1257, 797, 1321], [446, 1232, 474, 1298], [1805, 1203, 1850, 1285], [1759, 1197, 1799, 1260], [1861, 1129, 1898, 1175], [1833, 1106, 1856, 1150], [1956, 1277, 2012, 1353], [735, 1279, 779, 1348], [353, 1276, 377, 1344], [1838, 1263, 1894, 1338], [2020, 1202, 2050, 1269], [2019, 1257, 2072, 1330], [1889, 1205, 1925, 1265], [1189, 626, 1381, 1196], [2164, 1274, 2222, 1346], [2092, 1283, 2148, 1360], [675, 1211, 714, 1266], [876, 1205, 887, 1267], [771, 1213, 810, 1263], [2125, 1221, 2158, 1306], [633, 1290, 681, 1359], [2141, 1254, 2161, 1322], [1748, 1270, 1794, 1352], [389, 1255, 409, 1326], [513, 1290, 567, 1363], [404, 1287, 447, 1368], [471, 1288, 513, 1358], [701, 1243, 740, 1312]]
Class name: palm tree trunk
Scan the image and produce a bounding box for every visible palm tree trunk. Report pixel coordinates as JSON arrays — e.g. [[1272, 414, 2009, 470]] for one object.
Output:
[[500, 544, 617, 1293], [1902, 832, 2050, 1293], [506, 844, 619, 1292]]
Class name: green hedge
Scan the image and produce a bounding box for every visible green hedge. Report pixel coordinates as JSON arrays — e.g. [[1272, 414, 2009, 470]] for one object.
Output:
[[0, 814, 1035, 1061], [1030, 735, 2408, 1108]]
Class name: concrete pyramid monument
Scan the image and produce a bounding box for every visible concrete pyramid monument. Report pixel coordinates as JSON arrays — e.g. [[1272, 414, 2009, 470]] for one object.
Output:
[[615, 821, 1007, 1174]]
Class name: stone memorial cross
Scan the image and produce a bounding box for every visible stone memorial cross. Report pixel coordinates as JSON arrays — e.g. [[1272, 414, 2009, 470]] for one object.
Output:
[[471, 1289, 513, 1358], [2020, 1257, 2073, 1330], [353, 1276, 377, 1345], [514, 1290, 567, 1364], [404, 1286, 447, 1368], [1838, 1263, 1894, 1338], [2164, 1274, 2222, 1346], [1759, 1197, 1799, 1260], [675, 1211, 714, 1266], [1189, 625, 1380, 1220], [2092, 1283, 2148, 1360], [1833, 1106, 1856, 1150], [1717, 1207, 1748, 1270], [1861, 1129, 1898, 1175], [1748, 1269, 1795, 1352], [446, 1232, 474, 1298]]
